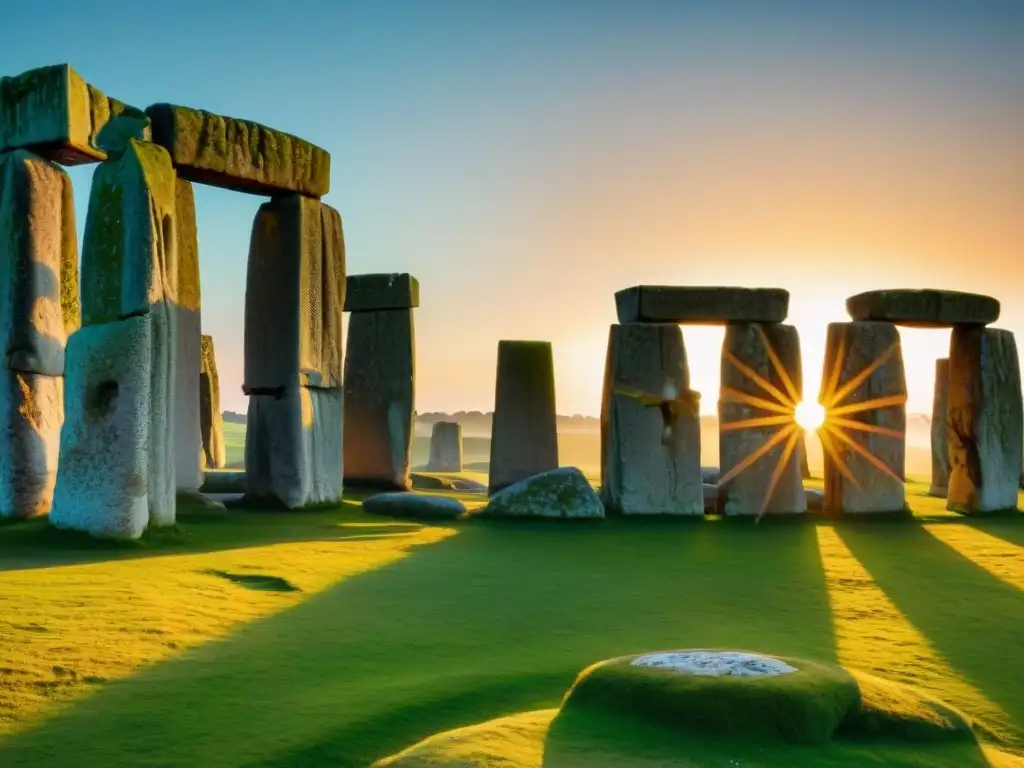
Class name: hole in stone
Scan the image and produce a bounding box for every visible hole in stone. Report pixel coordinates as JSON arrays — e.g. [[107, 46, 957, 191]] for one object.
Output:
[[85, 380, 119, 420]]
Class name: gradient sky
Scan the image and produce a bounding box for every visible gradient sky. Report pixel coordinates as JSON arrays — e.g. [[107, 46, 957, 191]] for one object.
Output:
[[3, 1, 1023, 416]]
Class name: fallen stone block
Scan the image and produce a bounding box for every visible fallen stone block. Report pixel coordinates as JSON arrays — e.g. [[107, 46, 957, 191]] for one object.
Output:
[[146, 103, 330, 197], [200, 334, 226, 469], [426, 421, 463, 472], [929, 358, 950, 498], [201, 469, 245, 494], [846, 289, 999, 328], [480, 467, 604, 519], [345, 273, 419, 312], [947, 327, 1023, 514], [174, 178, 202, 491], [363, 492, 465, 520], [615, 286, 789, 325], [0, 371, 62, 519], [50, 314, 151, 540]]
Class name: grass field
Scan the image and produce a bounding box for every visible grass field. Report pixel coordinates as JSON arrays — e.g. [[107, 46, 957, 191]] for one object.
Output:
[[1, 467, 1023, 766]]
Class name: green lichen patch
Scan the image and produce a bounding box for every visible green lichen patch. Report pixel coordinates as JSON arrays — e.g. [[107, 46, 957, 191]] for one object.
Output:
[[80, 164, 126, 325], [175, 178, 200, 311], [57, 164, 81, 334], [146, 103, 330, 197]]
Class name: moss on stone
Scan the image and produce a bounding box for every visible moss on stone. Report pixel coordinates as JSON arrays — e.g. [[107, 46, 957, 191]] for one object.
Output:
[[57, 165, 81, 334], [80, 164, 125, 325], [175, 178, 200, 311]]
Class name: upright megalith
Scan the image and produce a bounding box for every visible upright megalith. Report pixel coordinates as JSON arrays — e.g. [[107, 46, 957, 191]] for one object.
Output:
[[343, 274, 417, 491], [174, 178, 202, 491], [819, 321, 907, 514], [244, 195, 346, 507], [488, 340, 558, 495], [600, 323, 702, 515], [0, 149, 79, 518], [200, 334, 225, 470], [947, 327, 1023, 514], [427, 421, 463, 472], [929, 358, 950, 497], [718, 323, 806, 516]]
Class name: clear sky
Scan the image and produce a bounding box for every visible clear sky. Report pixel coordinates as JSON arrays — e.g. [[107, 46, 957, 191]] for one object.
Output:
[[3, 1, 1023, 416]]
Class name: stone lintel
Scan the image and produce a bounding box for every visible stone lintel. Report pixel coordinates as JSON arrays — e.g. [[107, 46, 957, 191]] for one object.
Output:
[[615, 286, 789, 325], [846, 289, 999, 328], [345, 273, 420, 312]]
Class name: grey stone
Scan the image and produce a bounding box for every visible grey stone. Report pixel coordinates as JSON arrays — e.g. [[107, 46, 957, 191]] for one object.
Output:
[[343, 309, 415, 490], [489, 340, 559, 495], [201, 469, 245, 494], [426, 421, 463, 472], [846, 289, 999, 328], [176, 489, 226, 512], [200, 334, 226, 470], [94, 109, 151, 158], [719, 323, 807, 516], [929, 358, 950, 497], [701, 466, 720, 485], [363, 492, 466, 520], [601, 323, 702, 515], [819, 321, 907, 514], [174, 178, 202, 491], [50, 314, 151, 540], [615, 286, 789, 325], [947, 327, 1023, 514], [481, 467, 604, 519], [702, 483, 717, 514], [345, 273, 419, 312], [805, 487, 825, 513], [0, 371, 62, 519]]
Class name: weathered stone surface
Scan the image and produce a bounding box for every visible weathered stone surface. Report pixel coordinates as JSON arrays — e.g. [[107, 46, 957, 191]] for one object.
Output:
[[480, 467, 604, 519], [601, 323, 703, 515], [201, 469, 245, 494], [0, 150, 79, 376], [200, 334, 226, 470], [146, 103, 330, 197], [0, 371, 62, 519], [426, 421, 463, 472], [947, 327, 1023, 514], [50, 314, 151, 540], [489, 341, 559, 495], [805, 487, 825, 513], [929, 358, 950, 497], [846, 289, 999, 328], [719, 323, 806, 516], [245, 385, 344, 508], [615, 286, 789, 325], [80, 137, 178, 527], [244, 195, 346, 390], [702, 483, 717, 514], [174, 178, 202, 491], [819, 322, 907, 514], [343, 309, 414, 491], [701, 466, 720, 485], [345, 273, 419, 312], [800, 436, 812, 480], [0, 64, 132, 165], [363, 492, 465, 520]]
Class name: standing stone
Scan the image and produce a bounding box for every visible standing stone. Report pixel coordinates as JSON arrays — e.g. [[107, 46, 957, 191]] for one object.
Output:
[[343, 309, 415, 490], [819, 322, 907, 514], [427, 421, 463, 472], [601, 323, 702, 515], [929, 358, 950, 497], [719, 323, 806, 516], [489, 340, 558, 495], [174, 178, 202, 491], [947, 327, 1023, 514], [200, 334, 226, 470], [800, 438, 812, 480], [0, 149, 79, 518]]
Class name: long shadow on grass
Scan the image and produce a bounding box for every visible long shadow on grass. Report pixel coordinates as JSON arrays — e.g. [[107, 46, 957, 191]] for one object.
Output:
[[0, 518, 837, 768], [838, 521, 1024, 740]]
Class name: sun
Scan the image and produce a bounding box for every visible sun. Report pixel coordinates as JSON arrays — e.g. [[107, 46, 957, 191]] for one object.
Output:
[[794, 401, 826, 431]]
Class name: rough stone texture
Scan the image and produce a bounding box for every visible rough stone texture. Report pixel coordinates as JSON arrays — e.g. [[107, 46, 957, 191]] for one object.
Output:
[[244, 195, 346, 390], [0, 371, 62, 519], [345, 273, 420, 312], [80, 137, 178, 527], [929, 358, 950, 497], [480, 467, 604, 519], [719, 323, 807, 516], [426, 421, 463, 472], [146, 103, 330, 197], [363, 492, 466, 520], [201, 469, 245, 494], [615, 286, 789, 325], [245, 386, 343, 508], [601, 323, 703, 515], [343, 309, 414, 491], [200, 334, 226, 470], [174, 178, 202, 491], [820, 322, 907, 514], [631, 651, 797, 677], [0, 149, 80, 375], [0, 64, 133, 165], [947, 327, 1023, 514], [701, 466, 720, 485], [702, 483, 717, 514], [50, 315, 151, 540], [846, 289, 999, 328], [489, 341, 559, 495]]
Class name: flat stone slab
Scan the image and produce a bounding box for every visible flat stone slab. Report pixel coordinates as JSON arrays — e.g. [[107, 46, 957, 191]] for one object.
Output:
[[846, 289, 999, 327], [363, 492, 466, 520], [146, 103, 330, 197], [345, 273, 419, 312], [615, 286, 789, 325]]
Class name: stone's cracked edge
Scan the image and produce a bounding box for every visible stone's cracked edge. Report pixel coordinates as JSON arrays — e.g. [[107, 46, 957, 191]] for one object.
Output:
[[631, 650, 799, 677]]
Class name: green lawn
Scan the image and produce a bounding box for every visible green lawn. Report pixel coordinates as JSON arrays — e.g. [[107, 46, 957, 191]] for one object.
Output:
[[1, 481, 1023, 767]]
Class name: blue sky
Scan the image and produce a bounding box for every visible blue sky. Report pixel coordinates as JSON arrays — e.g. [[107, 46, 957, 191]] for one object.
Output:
[[3, 1, 1023, 415]]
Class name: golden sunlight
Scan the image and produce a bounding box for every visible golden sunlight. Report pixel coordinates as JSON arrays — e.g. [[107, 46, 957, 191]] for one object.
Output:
[[794, 401, 826, 431]]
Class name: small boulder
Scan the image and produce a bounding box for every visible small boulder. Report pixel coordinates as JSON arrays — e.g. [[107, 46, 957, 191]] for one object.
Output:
[[481, 467, 604, 519], [363, 492, 466, 520], [805, 488, 825, 513], [701, 467, 720, 485]]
